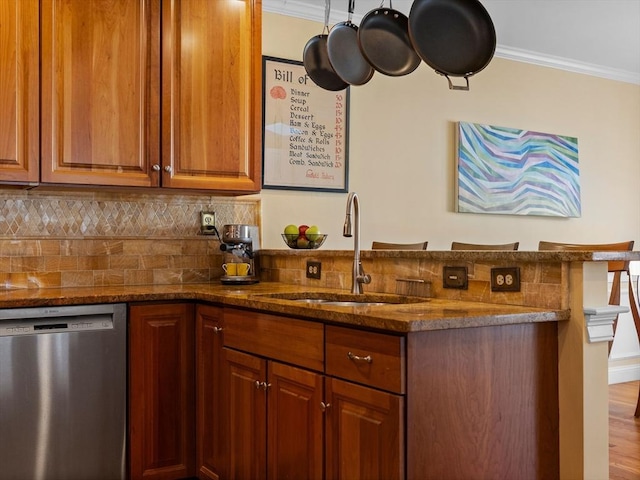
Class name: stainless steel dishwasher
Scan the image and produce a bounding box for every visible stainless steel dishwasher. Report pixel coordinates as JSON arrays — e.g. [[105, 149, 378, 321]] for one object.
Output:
[[0, 303, 127, 480]]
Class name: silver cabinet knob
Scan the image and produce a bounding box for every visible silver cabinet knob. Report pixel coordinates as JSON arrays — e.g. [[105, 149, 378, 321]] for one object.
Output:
[[164, 165, 172, 173], [152, 164, 160, 171]]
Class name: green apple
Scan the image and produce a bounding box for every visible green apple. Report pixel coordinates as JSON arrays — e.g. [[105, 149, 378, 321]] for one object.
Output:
[[296, 237, 310, 248], [306, 225, 321, 241], [284, 224, 298, 236]]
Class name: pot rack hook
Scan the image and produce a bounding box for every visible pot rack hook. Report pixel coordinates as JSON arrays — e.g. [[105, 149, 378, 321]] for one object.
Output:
[[323, 0, 331, 35], [348, 0, 355, 23]]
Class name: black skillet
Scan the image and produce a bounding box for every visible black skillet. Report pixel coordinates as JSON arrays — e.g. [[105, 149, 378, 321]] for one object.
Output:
[[327, 0, 374, 85], [408, 0, 496, 90], [303, 0, 349, 91], [357, 0, 421, 77]]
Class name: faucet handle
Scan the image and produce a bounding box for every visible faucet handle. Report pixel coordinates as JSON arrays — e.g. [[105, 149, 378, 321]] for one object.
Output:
[[357, 272, 371, 285]]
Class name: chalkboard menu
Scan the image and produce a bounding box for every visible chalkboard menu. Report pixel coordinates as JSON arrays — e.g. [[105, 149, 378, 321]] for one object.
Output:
[[262, 56, 349, 192]]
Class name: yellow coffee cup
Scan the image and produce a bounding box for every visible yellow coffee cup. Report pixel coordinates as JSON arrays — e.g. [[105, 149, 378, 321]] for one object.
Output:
[[236, 263, 251, 276], [223, 263, 251, 276], [223, 263, 237, 275]]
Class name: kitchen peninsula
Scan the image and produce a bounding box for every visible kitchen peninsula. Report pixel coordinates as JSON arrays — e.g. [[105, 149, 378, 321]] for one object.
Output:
[[0, 249, 635, 479]]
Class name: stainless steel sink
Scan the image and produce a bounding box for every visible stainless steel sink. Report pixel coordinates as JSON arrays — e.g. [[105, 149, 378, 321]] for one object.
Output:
[[293, 299, 389, 307], [254, 292, 429, 307]]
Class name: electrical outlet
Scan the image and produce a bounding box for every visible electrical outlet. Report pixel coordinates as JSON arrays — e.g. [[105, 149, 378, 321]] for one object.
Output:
[[200, 212, 216, 234], [443, 266, 468, 289], [491, 267, 521, 292], [307, 261, 321, 280]]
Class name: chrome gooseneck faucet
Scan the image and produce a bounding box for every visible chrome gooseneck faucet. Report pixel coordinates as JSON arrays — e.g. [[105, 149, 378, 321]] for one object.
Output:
[[343, 192, 371, 294]]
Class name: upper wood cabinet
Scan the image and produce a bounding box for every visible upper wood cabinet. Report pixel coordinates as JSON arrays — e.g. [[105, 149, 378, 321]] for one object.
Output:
[[38, 0, 261, 192], [40, 0, 159, 187], [0, 0, 39, 184], [161, 0, 262, 192]]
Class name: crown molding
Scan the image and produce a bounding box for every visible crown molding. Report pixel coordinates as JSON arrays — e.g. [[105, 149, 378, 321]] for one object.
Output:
[[496, 46, 640, 85], [263, 1, 640, 85]]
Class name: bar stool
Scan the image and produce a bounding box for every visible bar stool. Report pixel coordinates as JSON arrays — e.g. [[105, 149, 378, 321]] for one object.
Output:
[[451, 241, 519, 250], [371, 241, 428, 250], [539, 240, 640, 417]]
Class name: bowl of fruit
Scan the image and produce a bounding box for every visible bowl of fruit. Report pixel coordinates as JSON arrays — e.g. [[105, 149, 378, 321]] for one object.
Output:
[[282, 224, 327, 249]]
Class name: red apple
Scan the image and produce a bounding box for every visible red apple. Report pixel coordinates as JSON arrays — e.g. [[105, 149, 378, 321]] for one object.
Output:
[[298, 224, 309, 239]]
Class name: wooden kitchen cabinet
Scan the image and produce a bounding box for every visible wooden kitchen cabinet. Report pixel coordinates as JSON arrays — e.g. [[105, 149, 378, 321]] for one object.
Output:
[[196, 304, 226, 480], [223, 349, 324, 480], [325, 325, 405, 479], [325, 377, 404, 480], [0, 0, 39, 184], [223, 308, 325, 479], [129, 302, 196, 480], [37, 0, 261, 192], [161, 0, 262, 192], [41, 0, 160, 187]]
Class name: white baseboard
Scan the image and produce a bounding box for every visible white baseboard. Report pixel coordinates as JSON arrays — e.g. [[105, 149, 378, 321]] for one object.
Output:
[[609, 362, 640, 384]]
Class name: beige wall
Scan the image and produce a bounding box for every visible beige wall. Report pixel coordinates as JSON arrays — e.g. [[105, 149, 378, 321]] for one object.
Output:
[[260, 12, 640, 252]]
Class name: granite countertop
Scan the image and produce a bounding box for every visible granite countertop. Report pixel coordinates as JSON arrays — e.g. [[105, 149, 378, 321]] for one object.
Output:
[[260, 248, 640, 263], [0, 282, 568, 333]]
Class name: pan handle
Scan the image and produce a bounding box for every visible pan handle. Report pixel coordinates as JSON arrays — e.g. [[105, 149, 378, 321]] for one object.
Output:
[[437, 72, 470, 91]]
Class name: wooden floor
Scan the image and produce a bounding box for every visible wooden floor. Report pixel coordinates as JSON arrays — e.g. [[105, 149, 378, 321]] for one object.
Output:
[[609, 381, 640, 480]]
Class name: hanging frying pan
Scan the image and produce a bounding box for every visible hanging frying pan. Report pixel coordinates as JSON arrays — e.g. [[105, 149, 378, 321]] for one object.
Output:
[[303, 0, 348, 91], [408, 0, 496, 90], [327, 0, 374, 85], [357, 1, 421, 77]]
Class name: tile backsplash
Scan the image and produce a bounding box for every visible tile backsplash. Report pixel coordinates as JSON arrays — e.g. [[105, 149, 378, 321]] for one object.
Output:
[[0, 190, 260, 288], [0, 190, 259, 238]]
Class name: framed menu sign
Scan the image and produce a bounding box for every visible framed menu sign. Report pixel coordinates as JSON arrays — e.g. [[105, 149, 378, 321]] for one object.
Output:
[[262, 56, 349, 192]]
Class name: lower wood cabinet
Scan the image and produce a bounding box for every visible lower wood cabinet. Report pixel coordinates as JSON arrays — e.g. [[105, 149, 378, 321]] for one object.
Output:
[[223, 348, 324, 480], [221, 307, 403, 480], [129, 302, 196, 480], [325, 378, 404, 480], [196, 304, 226, 480], [129, 303, 558, 480]]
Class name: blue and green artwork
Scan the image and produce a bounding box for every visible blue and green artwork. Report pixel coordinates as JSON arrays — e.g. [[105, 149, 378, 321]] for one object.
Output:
[[456, 122, 580, 217]]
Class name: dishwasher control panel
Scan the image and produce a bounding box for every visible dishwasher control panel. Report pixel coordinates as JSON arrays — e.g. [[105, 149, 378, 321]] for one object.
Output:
[[0, 315, 114, 337]]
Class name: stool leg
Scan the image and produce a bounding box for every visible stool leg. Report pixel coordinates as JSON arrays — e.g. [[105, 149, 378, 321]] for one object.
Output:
[[628, 273, 640, 417]]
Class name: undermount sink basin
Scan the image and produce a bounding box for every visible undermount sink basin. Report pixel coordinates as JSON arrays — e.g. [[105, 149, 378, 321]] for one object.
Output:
[[294, 299, 390, 307], [254, 292, 428, 307]]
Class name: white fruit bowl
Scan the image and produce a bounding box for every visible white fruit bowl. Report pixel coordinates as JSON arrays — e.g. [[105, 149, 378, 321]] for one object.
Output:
[[281, 234, 328, 249]]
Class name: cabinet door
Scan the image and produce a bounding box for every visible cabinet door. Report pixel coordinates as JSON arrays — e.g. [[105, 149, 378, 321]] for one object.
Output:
[[267, 362, 324, 480], [161, 0, 262, 192], [0, 0, 39, 184], [196, 304, 225, 480], [40, 0, 160, 187], [326, 377, 405, 480], [224, 347, 267, 480], [129, 303, 195, 480]]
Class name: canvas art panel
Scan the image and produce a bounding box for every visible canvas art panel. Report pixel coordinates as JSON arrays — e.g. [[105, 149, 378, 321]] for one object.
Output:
[[456, 122, 581, 218]]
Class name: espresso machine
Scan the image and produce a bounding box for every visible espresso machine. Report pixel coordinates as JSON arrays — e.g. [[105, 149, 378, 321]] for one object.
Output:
[[219, 224, 260, 285]]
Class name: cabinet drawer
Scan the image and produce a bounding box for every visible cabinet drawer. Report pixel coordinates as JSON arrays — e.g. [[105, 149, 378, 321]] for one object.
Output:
[[223, 308, 324, 372], [326, 326, 405, 394]]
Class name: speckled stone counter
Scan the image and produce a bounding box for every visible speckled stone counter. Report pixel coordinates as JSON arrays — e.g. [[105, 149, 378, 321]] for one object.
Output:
[[0, 282, 568, 333]]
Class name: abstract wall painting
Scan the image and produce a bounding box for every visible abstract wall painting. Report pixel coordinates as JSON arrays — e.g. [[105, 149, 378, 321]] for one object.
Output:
[[456, 122, 581, 217]]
